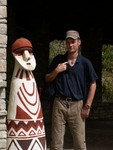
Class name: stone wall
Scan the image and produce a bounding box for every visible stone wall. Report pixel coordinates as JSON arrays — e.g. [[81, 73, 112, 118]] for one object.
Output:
[[0, 0, 7, 149]]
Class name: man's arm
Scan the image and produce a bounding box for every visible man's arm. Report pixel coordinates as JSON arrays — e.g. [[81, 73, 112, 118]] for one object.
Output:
[[45, 62, 68, 82], [85, 81, 97, 108], [81, 81, 97, 119]]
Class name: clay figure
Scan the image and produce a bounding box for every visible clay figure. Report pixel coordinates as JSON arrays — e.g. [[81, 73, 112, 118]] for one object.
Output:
[[7, 38, 47, 150]]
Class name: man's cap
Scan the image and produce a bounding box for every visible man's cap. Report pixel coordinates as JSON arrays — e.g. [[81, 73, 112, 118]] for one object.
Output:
[[11, 37, 33, 54], [66, 30, 80, 39]]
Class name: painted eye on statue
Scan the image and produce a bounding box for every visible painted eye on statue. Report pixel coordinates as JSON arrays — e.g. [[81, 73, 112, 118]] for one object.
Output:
[[17, 53, 22, 56], [14, 48, 32, 55]]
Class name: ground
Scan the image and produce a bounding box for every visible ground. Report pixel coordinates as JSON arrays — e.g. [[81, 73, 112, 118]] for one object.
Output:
[[45, 120, 113, 150]]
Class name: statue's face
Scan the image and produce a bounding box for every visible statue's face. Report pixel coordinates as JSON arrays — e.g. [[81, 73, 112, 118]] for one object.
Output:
[[13, 50, 36, 71]]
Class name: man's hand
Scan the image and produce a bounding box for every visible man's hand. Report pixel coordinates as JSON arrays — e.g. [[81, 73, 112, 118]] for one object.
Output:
[[81, 105, 91, 119], [56, 62, 68, 73], [45, 62, 68, 82]]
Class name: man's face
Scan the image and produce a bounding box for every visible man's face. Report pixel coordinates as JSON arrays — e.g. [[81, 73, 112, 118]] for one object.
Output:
[[66, 38, 81, 53]]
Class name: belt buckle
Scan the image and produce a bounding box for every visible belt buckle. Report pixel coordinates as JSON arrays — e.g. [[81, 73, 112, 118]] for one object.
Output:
[[65, 97, 72, 101]]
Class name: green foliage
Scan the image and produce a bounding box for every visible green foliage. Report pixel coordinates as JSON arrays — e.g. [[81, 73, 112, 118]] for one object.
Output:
[[102, 44, 113, 70], [102, 44, 113, 102], [49, 40, 66, 64]]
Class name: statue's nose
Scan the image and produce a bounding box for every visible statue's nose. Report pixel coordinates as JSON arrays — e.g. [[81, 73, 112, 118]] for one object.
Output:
[[23, 50, 31, 61]]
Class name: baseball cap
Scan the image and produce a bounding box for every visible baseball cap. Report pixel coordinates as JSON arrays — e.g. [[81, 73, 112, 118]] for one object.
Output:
[[66, 30, 80, 39]]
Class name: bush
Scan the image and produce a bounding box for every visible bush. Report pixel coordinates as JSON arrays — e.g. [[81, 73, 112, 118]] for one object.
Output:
[[102, 44, 113, 102]]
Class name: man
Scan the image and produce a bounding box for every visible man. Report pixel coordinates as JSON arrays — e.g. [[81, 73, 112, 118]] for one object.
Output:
[[45, 30, 98, 150]]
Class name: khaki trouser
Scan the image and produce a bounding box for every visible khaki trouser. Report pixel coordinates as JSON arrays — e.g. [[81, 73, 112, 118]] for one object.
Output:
[[50, 97, 86, 150]]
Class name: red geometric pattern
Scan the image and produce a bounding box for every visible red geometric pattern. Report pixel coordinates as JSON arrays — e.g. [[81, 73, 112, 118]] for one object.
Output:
[[7, 119, 45, 138], [7, 60, 46, 149], [8, 138, 46, 150]]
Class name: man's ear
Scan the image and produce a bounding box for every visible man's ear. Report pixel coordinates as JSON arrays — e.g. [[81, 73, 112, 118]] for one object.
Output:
[[78, 39, 81, 46]]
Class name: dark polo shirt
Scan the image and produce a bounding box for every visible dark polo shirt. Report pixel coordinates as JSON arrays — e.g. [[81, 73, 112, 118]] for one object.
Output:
[[47, 52, 98, 101]]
